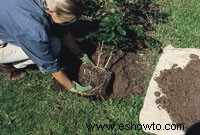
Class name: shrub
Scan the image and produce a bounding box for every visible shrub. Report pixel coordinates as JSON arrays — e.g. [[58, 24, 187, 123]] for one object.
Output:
[[81, 0, 158, 50]]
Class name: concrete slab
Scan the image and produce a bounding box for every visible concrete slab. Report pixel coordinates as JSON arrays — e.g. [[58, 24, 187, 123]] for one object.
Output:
[[139, 45, 200, 135]]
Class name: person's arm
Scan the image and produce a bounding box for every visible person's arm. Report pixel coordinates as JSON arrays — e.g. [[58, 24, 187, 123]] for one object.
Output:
[[52, 69, 92, 93], [61, 32, 95, 65], [17, 32, 92, 93], [61, 31, 81, 56], [52, 70, 72, 90]]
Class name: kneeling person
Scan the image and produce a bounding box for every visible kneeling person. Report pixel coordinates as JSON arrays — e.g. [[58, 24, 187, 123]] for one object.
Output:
[[0, 0, 93, 94]]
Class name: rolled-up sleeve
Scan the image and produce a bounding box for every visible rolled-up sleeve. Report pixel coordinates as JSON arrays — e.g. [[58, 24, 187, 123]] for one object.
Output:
[[15, 26, 61, 74]]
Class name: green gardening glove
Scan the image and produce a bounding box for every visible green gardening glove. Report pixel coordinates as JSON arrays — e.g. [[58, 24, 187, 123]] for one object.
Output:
[[69, 81, 92, 94], [79, 52, 95, 65]]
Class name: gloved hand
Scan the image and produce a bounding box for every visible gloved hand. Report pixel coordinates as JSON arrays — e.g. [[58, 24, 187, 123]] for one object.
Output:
[[69, 81, 92, 94], [79, 52, 95, 65]]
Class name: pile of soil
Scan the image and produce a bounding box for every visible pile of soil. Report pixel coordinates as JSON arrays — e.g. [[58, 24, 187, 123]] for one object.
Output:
[[155, 54, 200, 130], [109, 51, 151, 98]]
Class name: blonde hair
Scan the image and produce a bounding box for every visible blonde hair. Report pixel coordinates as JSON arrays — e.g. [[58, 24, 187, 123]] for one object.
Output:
[[45, 0, 83, 22]]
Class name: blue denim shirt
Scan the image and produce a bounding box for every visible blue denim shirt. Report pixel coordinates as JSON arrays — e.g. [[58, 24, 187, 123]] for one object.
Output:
[[0, 0, 61, 74]]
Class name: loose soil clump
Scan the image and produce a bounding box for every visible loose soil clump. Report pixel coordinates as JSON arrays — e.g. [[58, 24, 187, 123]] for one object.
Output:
[[155, 54, 200, 130]]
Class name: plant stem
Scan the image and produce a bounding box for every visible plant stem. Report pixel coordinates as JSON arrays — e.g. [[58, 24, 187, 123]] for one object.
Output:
[[96, 41, 104, 67], [104, 47, 114, 69], [104, 54, 112, 69]]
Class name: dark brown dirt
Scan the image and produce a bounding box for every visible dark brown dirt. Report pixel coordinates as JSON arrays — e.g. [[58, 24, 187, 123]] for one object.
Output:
[[154, 91, 161, 97], [109, 51, 151, 99], [155, 54, 200, 130]]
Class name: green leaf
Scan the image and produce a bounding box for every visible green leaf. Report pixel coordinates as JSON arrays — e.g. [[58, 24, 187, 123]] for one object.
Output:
[[99, 22, 107, 27], [128, 25, 135, 30], [110, 32, 116, 39], [113, 40, 118, 45], [136, 25, 143, 37], [102, 17, 110, 22], [134, 0, 139, 3], [117, 26, 126, 36]]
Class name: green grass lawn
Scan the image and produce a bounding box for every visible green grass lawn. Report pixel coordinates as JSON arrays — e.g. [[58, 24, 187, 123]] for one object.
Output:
[[0, 0, 199, 134], [154, 0, 200, 48], [0, 70, 150, 135]]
